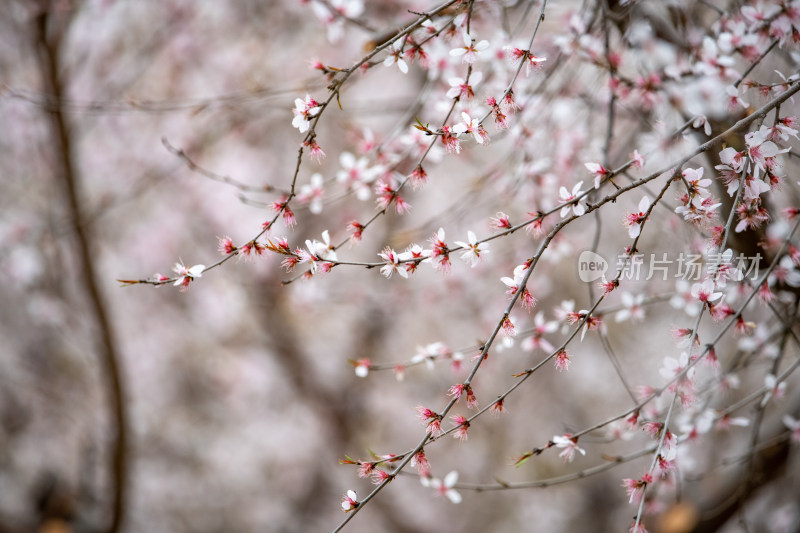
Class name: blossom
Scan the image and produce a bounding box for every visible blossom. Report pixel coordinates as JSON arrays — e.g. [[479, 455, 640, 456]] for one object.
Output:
[[429, 228, 451, 272], [745, 126, 789, 177], [486, 96, 508, 129], [783, 415, 800, 443], [621, 473, 652, 504], [312, 0, 364, 42], [421, 471, 462, 503], [452, 112, 489, 144], [584, 163, 610, 188], [554, 349, 570, 372], [446, 71, 482, 100], [501, 316, 516, 337], [660, 352, 695, 383], [615, 292, 645, 322], [735, 199, 770, 233], [341, 490, 358, 512], [449, 32, 490, 64], [409, 165, 427, 189], [417, 405, 443, 437], [552, 434, 586, 462], [353, 358, 370, 378], [218, 236, 236, 256], [301, 230, 337, 272], [521, 312, 556, 352], [490, 211, 511, 230], [384, 40, 409, 74], [398, 244, 430, 275], [559, 181, 587, 217], [690, 280, 722, 304], [440, 125, 462, 154], [272, 197, 296, 227], [298, 173, 325, 214], [623, 196, 651, 238], [504, 46, 546, 75], [337, 152, 378, 201], [303, 139, 326, 162], [454, 231, 489, 267], [451, 415, 470, 441], [411, 450, 430, 477], [378, 247, 409, 279], [292, 94, 321, 133], [346, 220, 364, 242], [172, 262, 205, 291], [726, 84, 748, 110], [630, 150, 645, 169], [760, 374, 786, 407]]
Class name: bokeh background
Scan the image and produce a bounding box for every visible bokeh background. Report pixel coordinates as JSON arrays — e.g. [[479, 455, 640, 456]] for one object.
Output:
[[2, 1, 800, 532]]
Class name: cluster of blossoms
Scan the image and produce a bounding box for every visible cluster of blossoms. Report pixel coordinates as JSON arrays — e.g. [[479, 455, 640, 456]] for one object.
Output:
[[717, 123, 796, 232], [141, 1, 800, 531], [377, 228, 489, 279], [674, 167, 721, 226]]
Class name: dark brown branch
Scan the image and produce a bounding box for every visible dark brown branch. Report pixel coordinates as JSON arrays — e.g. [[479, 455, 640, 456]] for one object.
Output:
[[33, 7, 129, 533]]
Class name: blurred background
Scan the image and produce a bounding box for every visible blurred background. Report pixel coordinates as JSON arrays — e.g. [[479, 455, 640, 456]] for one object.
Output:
[[1, 1, 799, 532]]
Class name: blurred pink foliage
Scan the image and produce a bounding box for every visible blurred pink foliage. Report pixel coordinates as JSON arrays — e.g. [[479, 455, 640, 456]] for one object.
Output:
[[2, 1, 800, 532]]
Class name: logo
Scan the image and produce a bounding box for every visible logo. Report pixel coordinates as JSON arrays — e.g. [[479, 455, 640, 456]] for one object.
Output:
[[578, 251, 608, 282]]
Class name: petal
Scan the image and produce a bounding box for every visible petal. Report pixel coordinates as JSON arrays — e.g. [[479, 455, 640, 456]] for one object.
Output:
[[444, 470, 459, 487], [447, 490, 462, 504], [188, 265, 206, 277]]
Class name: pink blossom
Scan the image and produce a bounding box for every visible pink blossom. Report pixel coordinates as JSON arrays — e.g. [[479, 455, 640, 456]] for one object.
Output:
[[783, 415, 800, 443], [446, 71, 481, 100], [490, 211, 511, 229], [421, 471, 462, 503], [346, 220, 364, 242], [552, 434, 586, 462], [554, 349, 570, 372], [621, 473, 652, 504], [172, 262, 205, 291], [440, 125, 462, 154], [429, 228, 451, 272], [378, 246, 409, 279], [452, 112, 489, 144], [486, 96, 508, 129], [411, 450, 430, 477], [303, 139, 326, 162], [218, 236, 236, 256], [409, 165, 428, 189], [630, 150, 645, 169], [341, 490, 358, 512], [584, 162, 610, 188], [416, 405, 443, 436], [454, 230, 489, 267], [449, 32, 490, 64], [501, 316, 516, 337], [298, 173, 325, 214], [623, 196, 651, 238], [383, 40, 409, 74], [615, 292, 645, 322], [353, 358, 370, 378], [451, 415, 470, 441], [559, 181, 587, 217], [690, 280, 722, 304], [292, 94, 321, 133]]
